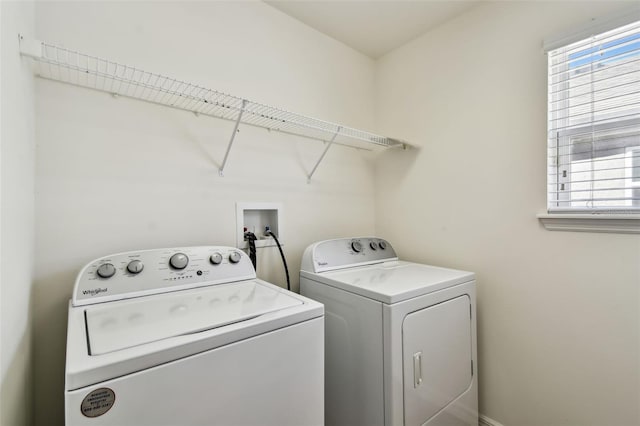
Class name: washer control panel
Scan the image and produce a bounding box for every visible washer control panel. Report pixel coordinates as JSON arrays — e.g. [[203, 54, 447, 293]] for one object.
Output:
[[301, 237, 398, 273], [73, 246, 255, 306]]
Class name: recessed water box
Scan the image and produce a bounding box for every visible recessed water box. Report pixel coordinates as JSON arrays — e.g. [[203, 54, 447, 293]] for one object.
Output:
[[236, 202, 283, 249]]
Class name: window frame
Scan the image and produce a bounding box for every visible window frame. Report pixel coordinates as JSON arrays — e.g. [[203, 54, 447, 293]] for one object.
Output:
[[539, 9, 640, 234]]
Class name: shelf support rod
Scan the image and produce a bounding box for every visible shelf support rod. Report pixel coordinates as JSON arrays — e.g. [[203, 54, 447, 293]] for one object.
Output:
[[219, 99, 247, 177], [307, 127, 340, 183]]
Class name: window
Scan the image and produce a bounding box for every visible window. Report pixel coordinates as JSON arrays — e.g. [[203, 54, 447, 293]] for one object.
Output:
[[547, 19, 640, 214]]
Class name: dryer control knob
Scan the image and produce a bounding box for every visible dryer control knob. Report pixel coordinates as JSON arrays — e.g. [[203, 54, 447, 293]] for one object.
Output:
[[351, 241, 363, 253], [96, 263, 116, 279], [169, 253, 189, 270], [378, 241, 387, 250], [370, 241, 378, 250], [127, 260, 144, 274], [210, 253, 223, 265], [228, 251, 242, 264]]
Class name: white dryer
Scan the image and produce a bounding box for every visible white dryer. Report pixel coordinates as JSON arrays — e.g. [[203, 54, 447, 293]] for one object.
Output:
[[300, 237, 477, 426], [66, 246, 324, 426]]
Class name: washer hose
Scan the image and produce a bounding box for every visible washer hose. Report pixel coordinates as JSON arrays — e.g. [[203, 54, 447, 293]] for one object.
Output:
[[243, 231, 258, 271], [266, 230, 290, 292]]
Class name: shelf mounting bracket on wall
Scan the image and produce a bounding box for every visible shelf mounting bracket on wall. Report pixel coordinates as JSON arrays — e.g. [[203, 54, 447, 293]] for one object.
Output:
[[18, 35, 413, 181], [307, 128, 340, 183], [219, 99, 247, 177]]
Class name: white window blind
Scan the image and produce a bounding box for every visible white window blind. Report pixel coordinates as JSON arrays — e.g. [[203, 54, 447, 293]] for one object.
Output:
[[547, 19, 640, 213]]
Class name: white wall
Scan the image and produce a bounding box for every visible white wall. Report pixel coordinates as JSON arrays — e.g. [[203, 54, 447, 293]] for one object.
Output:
[[33, 2, 376, 424], [26, 2, 640, 425], [375, 2, 640, 425], [0, 2, 35, 426]]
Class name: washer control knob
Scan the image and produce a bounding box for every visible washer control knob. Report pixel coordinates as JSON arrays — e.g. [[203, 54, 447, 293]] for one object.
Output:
[[370, 241, 378, 250], [379, 241, 387, 250], [96, 263, 116, 279], [127, 260, 144, 274], [228, 251, 242, 264], [210, 253, 223, 265], [351, 241, 363, 253], [169, 253, 189, 270]]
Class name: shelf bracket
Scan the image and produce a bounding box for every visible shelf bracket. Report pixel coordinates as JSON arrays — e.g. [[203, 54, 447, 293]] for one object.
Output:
[[219, 99, 247, 177], [18, 35, 43, 59], [307, 127, 340, 182]]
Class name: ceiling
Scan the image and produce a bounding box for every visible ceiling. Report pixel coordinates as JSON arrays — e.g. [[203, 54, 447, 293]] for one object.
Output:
[[265, 0, 480, 59]]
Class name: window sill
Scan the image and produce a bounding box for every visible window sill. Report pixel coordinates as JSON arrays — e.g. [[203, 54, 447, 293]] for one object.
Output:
[[537, 214, 640, 234]]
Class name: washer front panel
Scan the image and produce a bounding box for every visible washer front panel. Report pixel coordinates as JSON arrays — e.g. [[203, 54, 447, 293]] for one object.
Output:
[[66, 318, 324, 426]]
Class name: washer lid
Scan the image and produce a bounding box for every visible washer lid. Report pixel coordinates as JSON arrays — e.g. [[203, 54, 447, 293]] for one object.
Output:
[[308, 261, 474, 304], [86, 280, 302, 355]]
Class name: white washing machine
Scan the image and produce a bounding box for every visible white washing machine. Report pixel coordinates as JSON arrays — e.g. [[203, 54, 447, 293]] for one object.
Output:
[[65, 246, 324, 426], [300, 237, 477, 426]]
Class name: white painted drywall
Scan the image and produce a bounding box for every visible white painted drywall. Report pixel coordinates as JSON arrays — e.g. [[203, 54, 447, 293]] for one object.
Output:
[[374, 2, 640, 425], [0, 2, 35, 426], [33, 2, 376, 424]]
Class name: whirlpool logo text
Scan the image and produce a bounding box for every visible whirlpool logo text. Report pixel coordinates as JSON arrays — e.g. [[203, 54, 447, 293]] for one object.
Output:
[[83, 288, 107, 296]]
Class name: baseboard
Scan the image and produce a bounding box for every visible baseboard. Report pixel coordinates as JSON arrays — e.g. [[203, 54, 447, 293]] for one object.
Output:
[[479, 414, 505, 426]]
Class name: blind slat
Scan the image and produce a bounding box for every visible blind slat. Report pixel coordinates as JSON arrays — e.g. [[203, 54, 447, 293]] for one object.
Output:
[[549, 196, 640, 203], [547, 166, 640, 178], [550, 78, 640, 106], [548, 176, 640, 186], [549, 102, 640, 123], [549, 57, 640, 89], [549, 90, 640, 115], [548, 112, 640, 133], [549, 136, 640, 150], [549, 47, 640, 81]]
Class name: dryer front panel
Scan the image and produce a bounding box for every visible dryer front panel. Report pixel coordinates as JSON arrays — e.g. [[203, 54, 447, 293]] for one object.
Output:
[[402, 295, 472, 426]]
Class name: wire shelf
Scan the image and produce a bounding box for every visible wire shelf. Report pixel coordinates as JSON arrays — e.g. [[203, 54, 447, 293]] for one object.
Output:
[[20, 37, 410, 179]]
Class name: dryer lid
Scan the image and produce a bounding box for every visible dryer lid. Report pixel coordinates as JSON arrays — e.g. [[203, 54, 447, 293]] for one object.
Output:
[[310, 261, 474, 304], [85, 280, 302, 355]]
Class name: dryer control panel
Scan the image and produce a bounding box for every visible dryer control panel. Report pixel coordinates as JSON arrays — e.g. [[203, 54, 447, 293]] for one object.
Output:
[[300, 237, 398, 273], [73, 246, 256, 306]]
